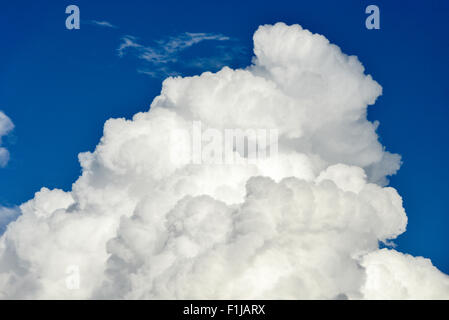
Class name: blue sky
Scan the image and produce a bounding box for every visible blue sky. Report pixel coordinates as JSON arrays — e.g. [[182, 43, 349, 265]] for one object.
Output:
[[1, 0, 448, 274]]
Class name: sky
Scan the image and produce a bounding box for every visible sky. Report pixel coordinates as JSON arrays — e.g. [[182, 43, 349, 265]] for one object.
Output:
[[0, 0, 448, 278]]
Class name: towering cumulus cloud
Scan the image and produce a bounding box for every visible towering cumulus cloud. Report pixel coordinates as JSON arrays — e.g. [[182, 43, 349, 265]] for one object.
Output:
[[0, 23, 448, 299]]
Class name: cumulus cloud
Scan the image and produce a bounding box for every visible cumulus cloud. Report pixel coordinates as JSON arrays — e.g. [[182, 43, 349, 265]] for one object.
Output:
[[0, 23, 448, 299], [0, 111, 14, 167], [117, 32, 241, 78]]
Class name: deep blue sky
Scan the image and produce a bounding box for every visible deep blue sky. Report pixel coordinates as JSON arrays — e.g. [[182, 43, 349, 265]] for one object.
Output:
[[1, 0, 448, 273]]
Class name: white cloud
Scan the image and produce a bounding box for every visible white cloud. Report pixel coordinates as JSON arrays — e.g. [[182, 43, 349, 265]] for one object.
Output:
[[0, 23, 447, 299], [90, 20, 118, 29], [117, 32, 235, 77], [361, 249, 449, 299], [117, 35, 142, 57], [160, 32, 229, 54], [0, 206, 19, 235], [0, 111, 14, 167]]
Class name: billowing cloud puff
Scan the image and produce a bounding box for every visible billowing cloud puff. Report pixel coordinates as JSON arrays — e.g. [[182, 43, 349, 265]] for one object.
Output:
[[361, 249, 449, 299], [0, 207, 19, 235], [0, 111, 14, 168], [0, 23, 448, 299]]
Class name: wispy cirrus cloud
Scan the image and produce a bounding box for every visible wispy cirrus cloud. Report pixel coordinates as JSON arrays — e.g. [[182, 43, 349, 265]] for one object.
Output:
[[117, 32, 244, 78], [117, 35, 143, 57], [159, 32, 230, 54], [90, 20, 118, 29]]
